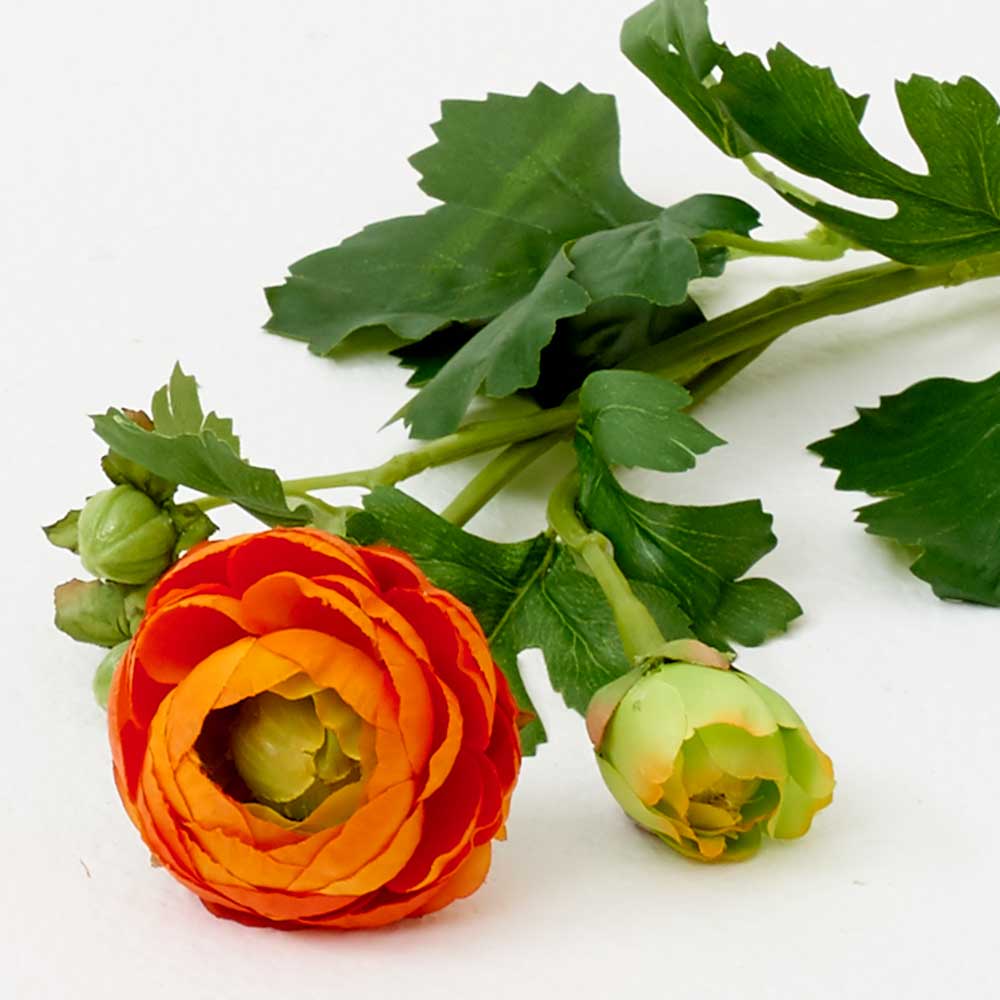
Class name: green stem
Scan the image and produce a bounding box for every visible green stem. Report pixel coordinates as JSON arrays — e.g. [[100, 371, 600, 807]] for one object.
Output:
[[697, 229, 849, 262], [441, 434, 566, 527], [685, 341, 773, 407], [194, 404, 578, 514], [742, 153, 821, 206], [626, 250, 1000, 383], [197, 252, 1000, 518], [547, 473, 666, 663]]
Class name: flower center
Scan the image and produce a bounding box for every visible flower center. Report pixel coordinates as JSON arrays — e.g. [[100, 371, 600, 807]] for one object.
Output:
[[196, 684, 373, 826]]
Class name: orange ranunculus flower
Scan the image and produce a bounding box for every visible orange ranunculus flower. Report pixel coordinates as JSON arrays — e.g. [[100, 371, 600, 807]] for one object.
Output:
[[108, 527, 521, 929]]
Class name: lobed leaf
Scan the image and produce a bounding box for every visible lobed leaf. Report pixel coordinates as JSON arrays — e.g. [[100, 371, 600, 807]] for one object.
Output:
[[810, 371, 1000, 605], [575, 433, 801, 647], [360, 488, 691, 752], [625, 0, 1000, 264], [92, 365, 307, 526]]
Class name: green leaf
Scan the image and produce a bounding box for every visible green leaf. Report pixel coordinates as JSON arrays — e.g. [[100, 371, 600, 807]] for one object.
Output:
[[267, 80, 759, 434], [621, 0, 755, 157], [410, 83, 661, 239], [575, 434, 801, 647], [401, 250, 591, 439], [360, 488, 692, 751], [91, 365, 308, 526], [624, 0, 1000, 264], [152, 365, 241, 453], [43, 509, 81, 552], [266, 206, 561, 354], [809, 371, 1000, 605], [579, 371, 724, 472]]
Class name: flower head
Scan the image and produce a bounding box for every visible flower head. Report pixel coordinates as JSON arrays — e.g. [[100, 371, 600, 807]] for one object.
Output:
[[109, 527, 520, 928]]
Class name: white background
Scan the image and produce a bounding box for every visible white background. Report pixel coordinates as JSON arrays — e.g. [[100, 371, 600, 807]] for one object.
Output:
[[3, 1, 998, 997]]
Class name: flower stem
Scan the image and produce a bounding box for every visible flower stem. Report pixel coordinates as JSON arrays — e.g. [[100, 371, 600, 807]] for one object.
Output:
[[625, 251, 1000, 383], [441, 433, 567, 527], [547, 473, 666, 663], [697, 229, 850, 262]]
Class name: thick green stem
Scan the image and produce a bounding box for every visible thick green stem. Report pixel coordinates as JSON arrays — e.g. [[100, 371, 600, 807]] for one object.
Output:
[[626, 251, 1000, 383], [547, 473, 666, 663], [197, 252, 1000, 518], [441, 434, 566, 527]]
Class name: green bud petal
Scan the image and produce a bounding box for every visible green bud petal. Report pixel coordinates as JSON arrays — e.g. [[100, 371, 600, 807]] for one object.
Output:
[[78, 485, 177, 585], [660, 663, 778, 736], [230, 693, 325, 804], [602, 671, 686, 804], [93, 640, 130, 710], [738, 672, 804, 729], [696, 725, 787, 782]]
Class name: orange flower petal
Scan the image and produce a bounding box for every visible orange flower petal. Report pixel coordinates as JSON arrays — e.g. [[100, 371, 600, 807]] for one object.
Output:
[[388, 750, 482, 894], [135, 594, 252, 685], [225, 529, 375, 595]]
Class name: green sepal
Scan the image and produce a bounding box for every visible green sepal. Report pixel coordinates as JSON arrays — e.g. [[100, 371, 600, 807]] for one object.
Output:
[[166, 501, 218, 556], [54, 579, 134, 648], [43, 509, 81, 553]]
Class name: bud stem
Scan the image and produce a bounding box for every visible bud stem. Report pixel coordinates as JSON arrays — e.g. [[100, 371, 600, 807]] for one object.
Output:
[[547, 473, 666, 664]]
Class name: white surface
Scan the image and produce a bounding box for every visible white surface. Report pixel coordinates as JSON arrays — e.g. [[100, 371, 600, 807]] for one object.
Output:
[[3, 1, 998, 997]]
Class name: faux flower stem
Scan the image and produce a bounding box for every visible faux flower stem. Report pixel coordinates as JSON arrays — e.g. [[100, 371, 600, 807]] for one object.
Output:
[[195, 252, 1000, 518], [629, 250, 1000, 382], [547, 472, 666, 663], [697, 229, 849, 262], [741, 152, 821, 206], [441, 433, 568, 527]]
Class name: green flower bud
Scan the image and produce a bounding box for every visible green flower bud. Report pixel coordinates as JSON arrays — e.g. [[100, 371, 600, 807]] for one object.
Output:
[[77, 484, 177, 585], [587, 652, 834, 863]]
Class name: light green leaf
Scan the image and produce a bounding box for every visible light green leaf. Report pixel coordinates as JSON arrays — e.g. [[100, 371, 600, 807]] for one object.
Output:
[[810, 370, 1000, 605], [91, 365, 308, 526], [579, 371, 724, 472]]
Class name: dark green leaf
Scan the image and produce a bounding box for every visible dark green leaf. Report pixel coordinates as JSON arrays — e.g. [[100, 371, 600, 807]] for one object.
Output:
[[91, 366, 308, 526], [267, 80, 759, 433], [410, 83, 661, 239], [810, 371, 1000, 605], [625, 0, 1000, 264], [579, 371, 724, 472], [43, 509, 81, 552], [401, 250, 591, 439], [265, 206, 561, 354], [532, 297, 706, 407], [575, 434, 801, 646], [621, 0, 755, 157], [360, 488, 692, 751]]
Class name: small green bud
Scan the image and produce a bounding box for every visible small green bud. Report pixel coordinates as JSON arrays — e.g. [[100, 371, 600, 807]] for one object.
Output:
[[93, 640, 130, 710], [77, 485, 177, 585]]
